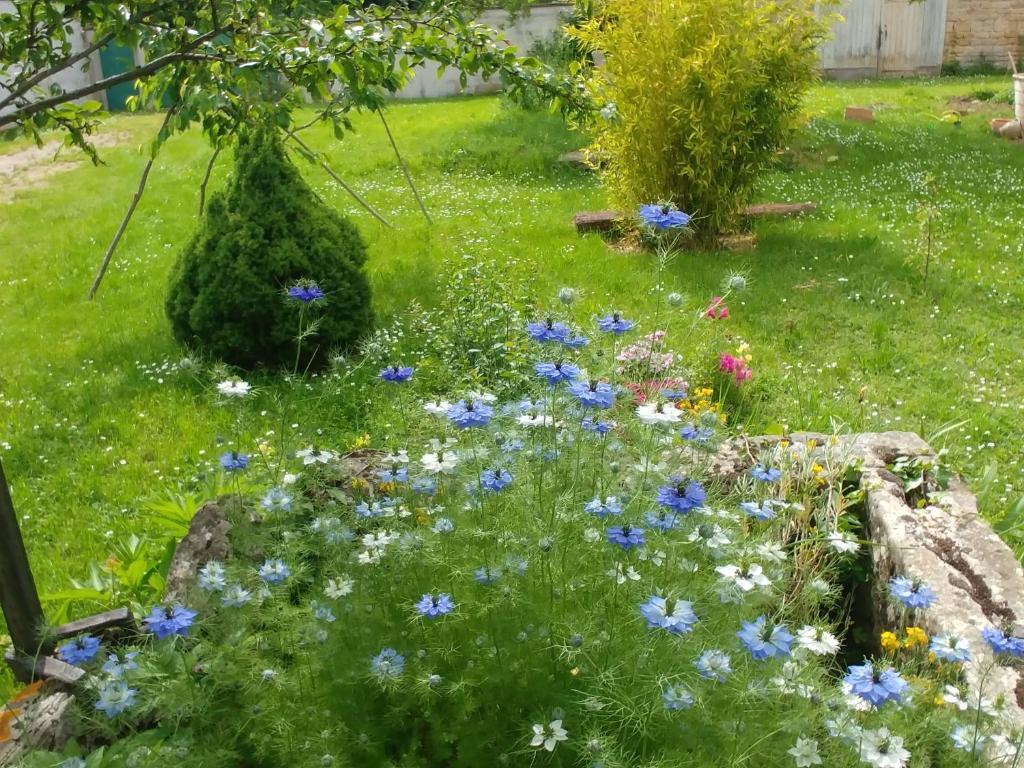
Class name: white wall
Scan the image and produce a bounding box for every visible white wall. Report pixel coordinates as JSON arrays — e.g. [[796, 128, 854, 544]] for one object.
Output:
[[395, 4, 574, 99]]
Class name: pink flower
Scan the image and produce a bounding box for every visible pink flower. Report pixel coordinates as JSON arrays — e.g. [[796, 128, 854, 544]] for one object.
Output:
[[718, 354, 751, 385], [706, 297, 729, 320], [624, 378, 688, 404]]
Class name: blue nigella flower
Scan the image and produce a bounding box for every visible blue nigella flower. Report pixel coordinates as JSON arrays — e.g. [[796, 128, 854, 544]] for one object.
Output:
[[474, 566, 502, 585], [261, 487, 293, 514], [607, 524, 645, 550], [94, 680, 138, 718], [737, 616, 793, 660], [929, 635, 971, 663], [750, 465, 782, 482], [585, 496, 622, 519], [639, 204, 691, 230], [431, 517, 455, 534], [680, 424, 714, 443], [640, 596, 698, 634], [981, 626, 1024, 657], [380, 365, 414, 383], [377, 467, 409, 483], [259, 558, 291, 584], [740, 500, 776, 522], [447, 399, 494, 429], [371, 647, 405, 679], [581, 418, 613, 435], [662, 684, 694, 711], [535, 361, 580, 386], [644, 509, 683, 532], [221, 584, 252, 608], [480, 468, 513, 492], [143, 604, 198, 639], [656, 478, 706, 514], [57, 634, 102, 666], [411, 476, 438, 495], [843, 662, 908, 707], [526, 319, 571, 343], [287, 282, 325, 303], [101, 651, 139, 679], [415, 593, 456, 618], [561, 334, 589, 348], [694, 649, 732, 682], [219, 451, 249, 472], [568, 379, 616, 409], [889, 576, 936, 609], [597, 312, 634, 334]]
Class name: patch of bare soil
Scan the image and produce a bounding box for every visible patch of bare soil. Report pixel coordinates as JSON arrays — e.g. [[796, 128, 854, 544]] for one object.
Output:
[[0, 132, 129, 203], [947, 96, 1007, 116]]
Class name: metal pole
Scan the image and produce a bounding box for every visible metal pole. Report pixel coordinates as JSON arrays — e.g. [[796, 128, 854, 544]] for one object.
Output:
[[0, 457, 45, 658]]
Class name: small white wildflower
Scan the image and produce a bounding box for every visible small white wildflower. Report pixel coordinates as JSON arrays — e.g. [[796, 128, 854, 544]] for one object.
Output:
[[216, 379, 251, 397], [788, 736, 822, 767], [530, 720, 568, 752]]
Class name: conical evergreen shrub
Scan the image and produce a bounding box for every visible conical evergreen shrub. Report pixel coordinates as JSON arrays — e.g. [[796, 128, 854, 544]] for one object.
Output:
[[166, 125, 372, 370]]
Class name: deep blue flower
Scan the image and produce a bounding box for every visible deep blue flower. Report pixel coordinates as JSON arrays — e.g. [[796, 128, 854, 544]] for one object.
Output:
[[889, 576, 936, 609], [219, 451, 249, 472], [740, 500, 776, 522], [582, 417, 613, 435], [415, 593, 455, 618], [568, 380, 615, 409], [607, 524, 645, 550], [680, 424, 714, 442], [750, 465, 782, 483], [474, 566, 502, 585], [843, 662, 908, 706], [526, 319, 571, 343], [656, 478, 706, 514], [694, 649, 732, 681], [662, 684, 694, 711], [737, 616, 793, 660], [640, 596, 697, 634], [287, 282, 325, 303], [480, 467, 513, 492], [585, 496, 622, 518], [94, 680, 138, 718], [982, 626, 1024, 657], [535, 361, 581, 385], [644, 509, 682, 532], [561, 334, 590, 349], [380, 365, 414, 383], [57, 634, 102, 666], [639, 204, 691, 230], [597, 312, 634, 334], [143, 604, 198, 639], [371, 647, 405, 678], [259, 558, 291, 584], [447, 399, 493, 429]]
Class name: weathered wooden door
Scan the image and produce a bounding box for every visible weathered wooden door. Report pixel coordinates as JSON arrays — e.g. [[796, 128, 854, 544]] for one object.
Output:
[[821, 0, 948, 77]]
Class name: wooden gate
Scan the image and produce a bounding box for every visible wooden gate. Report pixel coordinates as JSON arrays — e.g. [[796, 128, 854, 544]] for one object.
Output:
[[821, 0, 948, 78]]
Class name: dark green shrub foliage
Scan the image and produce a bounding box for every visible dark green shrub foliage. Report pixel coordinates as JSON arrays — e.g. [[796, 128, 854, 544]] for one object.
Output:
[[166, 125, 372, 369]]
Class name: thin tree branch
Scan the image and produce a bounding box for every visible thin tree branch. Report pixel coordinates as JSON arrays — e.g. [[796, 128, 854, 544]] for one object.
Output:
[[88, 107, 177, 300], [285, 132, 392, 229], [198, 144, 222, 217], [0, 31, 117, 111], [377, 107, 431, 225]]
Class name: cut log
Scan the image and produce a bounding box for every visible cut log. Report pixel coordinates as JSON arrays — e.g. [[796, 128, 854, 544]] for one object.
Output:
[[717, 233, 757, 252], [559, 150, 593, 170], [743, 202, 816, 218], [53, 607, 135, 640], [574, 203, 815, 235], [844, 106, 874, 123], [573, 211, 622, 234], [3, 651, 84, 687]]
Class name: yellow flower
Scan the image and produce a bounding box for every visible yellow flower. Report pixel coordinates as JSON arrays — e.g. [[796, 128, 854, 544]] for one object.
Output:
[[904, 626, 928, 648], [256, 440, 274, 458], [351, 434, 371, 450], [880, 631, 900, 653], [378, 481, 397, 496], [415, 508, 431, 526], [349, 477, 370, 492]]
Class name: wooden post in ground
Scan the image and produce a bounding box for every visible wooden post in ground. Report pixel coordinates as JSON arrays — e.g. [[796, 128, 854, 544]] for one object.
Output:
[[0, 457, 46, 677]]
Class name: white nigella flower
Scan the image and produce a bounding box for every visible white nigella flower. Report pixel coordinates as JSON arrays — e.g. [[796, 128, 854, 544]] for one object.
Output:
[[383, 450, 409, 465], [795, 625, 840, 656], [841, 681, 873, 712], [423, 399, 452, 417], [715, 563, 772, 593], [607, 562, 641, 584], [530, 720, 568, 752], [635, 402, 681, 425], [859, 727, 911, 768], [826, 530, 860, 554], [583, 527, 601, 543], [282, 472, 300, 485], [197, 561, 226, 592], [754, 542, 787, 564], [806, 577, 834, 598], [951, 725, 984, 754], [297, 447, 336, 465], [787, 736, 822, 767], [687, 523, 731, 556], [421, 451, 459, 474], [639, 548, 666, 567], [941, 685, 997, 716], [216, 378, 251, 397], [325, 576, 354, 599], [518, 412, 558, 428], [466, 390, 497, 403], [825, 713, 862, 745], [221, 584, 252, 608]]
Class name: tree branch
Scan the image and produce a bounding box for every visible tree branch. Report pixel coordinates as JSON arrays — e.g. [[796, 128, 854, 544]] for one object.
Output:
[[88, 107, 177, 300], [198, 143, 222, 217], [377, 107, 431, 225], [0, 31, 117, 111]]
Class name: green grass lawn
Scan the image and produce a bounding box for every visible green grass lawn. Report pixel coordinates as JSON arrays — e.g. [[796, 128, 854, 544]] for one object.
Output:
[[2, 74, 1024, 696]]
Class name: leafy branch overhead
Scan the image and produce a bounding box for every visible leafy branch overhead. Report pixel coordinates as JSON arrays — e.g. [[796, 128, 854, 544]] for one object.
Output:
[[0, 0, 591, 158]]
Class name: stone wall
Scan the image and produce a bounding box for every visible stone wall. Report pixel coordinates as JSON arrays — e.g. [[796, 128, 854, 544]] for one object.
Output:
[[944, 0, 1024, 68]]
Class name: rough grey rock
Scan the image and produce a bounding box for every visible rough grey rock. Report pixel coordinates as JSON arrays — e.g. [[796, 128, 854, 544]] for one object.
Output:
[[0, 691, 74, 766], [164, 500, 232, 603]]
